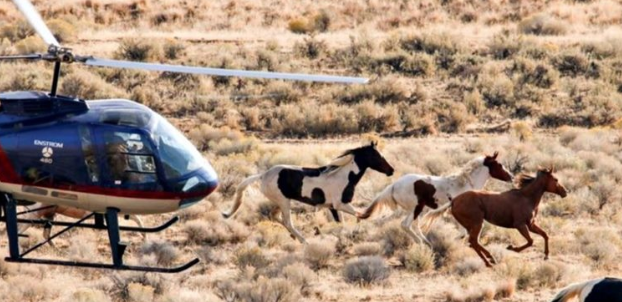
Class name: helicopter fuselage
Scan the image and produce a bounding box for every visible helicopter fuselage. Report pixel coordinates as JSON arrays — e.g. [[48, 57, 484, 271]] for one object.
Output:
[[0, 91, 218, 214]]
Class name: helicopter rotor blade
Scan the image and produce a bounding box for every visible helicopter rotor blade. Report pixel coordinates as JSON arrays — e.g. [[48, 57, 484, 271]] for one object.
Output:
[[12, 0, 60, 47], [0, 54, 45, 61], [81, 57, 368, 84]]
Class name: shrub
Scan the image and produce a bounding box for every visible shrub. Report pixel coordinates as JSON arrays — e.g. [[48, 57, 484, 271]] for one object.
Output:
[[488, 34, 523, 59], [282, 263, 316, 296], [511, 121, 533, 141], [353, 242, 383, 257], [139, 240, 178, 266], [48, 19, 77, 43], [216, 277, 300, 302], [552, 50, 589, 77], [235, 247, 269, 271], [452, 257, 484, 276], [379, 222, 411, 256], [163, 39, 185, 60], [294, 37, 328, 59], [518, 14, 568, 36], [427, 223, 459, 268], [399, 245, 435, 273], [511, 58, 558, 89], [115, 38, 163, 62], [533, 262, 565, 288], [183, 216, 249, 246], [288, 18, 310, 34], [464, 89, 484, 114], [304, 240, 336, 270], [110, 272, 168, 301], [0, 38, 12, 56], [342, 256, 390, 286], [477, 65, 515, 107], [65, 288, 111, 302], [61, 69, 127, 100], [312, 10, 331, 32], [400, 32, 461, 55], [15, 36, 46, 54]]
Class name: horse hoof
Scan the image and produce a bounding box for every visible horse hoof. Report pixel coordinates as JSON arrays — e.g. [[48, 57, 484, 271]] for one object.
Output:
[[506, 245, 513, 250], [485, 263, 493, 268], [544, 256, 549, 260]]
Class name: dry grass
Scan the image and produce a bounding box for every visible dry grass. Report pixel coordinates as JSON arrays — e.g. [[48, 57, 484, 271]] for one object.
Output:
[[342, 256, 390, 286], [1, 0, 622, 301]]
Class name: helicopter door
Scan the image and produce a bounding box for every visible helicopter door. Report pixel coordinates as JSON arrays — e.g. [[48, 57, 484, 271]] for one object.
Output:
[[100, 129, 162, 191], [16, 125, 88, 188]]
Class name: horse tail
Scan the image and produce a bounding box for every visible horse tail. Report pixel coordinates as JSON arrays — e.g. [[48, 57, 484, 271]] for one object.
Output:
[[222, 174, 262, 219], [420, 201, 452, 233], [550, 278, 603, 302], [358, 185, 397, 220]]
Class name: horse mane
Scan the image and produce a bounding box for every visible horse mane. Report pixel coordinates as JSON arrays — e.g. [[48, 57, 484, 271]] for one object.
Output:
[[446, 157, 485, 186], [516, 174, 536, 188], [321, 154, 354, 175]]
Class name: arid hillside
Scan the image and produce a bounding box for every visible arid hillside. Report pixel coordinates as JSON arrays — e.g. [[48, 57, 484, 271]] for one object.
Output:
[[2, 0, 622, 138], [1, 1, 622, 302]]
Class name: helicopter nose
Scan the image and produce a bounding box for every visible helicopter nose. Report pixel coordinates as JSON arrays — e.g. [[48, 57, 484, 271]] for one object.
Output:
[[177, 168, 219, 209]]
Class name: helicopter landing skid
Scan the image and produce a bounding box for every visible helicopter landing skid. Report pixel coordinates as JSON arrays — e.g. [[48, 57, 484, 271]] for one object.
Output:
[[0, 194, 198, 273], [13, 213, 180, 233]]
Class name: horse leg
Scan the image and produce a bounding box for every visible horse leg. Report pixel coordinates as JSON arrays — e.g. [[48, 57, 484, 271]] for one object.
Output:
[[507, 224, 533, 253], [412, 204, 431, 246], [401, 211, 428, 246], [327, 209, 341, 223], [466, 223, 492, 267], [42, 213, 57, 249], [128, 215, 147, 239], [333, 202, 360, 217], [528, 222, 549, 260], [279, 202, 307, 244]]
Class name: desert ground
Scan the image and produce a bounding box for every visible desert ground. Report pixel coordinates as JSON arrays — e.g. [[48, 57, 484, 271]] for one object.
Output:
[[1, 0, 622, 301]]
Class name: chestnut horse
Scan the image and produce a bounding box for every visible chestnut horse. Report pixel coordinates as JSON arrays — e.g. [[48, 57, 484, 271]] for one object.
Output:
[[425, 168, 567, 267]]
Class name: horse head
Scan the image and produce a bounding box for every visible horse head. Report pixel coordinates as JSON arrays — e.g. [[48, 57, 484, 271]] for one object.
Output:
[[350, 142, 394, 176], [483, 151, 513, 182], [539, 166, 567, 198]]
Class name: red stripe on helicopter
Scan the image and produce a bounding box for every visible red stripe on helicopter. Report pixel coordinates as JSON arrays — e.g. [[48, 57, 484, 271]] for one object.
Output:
[[0, 145, 21, 183], [0, 145, 216, 200]]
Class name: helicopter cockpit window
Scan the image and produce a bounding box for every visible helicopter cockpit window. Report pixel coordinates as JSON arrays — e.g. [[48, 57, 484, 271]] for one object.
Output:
[[100, 110, 151, 128], [79, 126, 99, 183], [152, 115, 205, 180], [104, 131, 160, 190]]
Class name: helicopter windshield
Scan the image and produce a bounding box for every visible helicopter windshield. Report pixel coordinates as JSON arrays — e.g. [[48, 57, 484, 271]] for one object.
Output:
[[152, 115, 205, 179]]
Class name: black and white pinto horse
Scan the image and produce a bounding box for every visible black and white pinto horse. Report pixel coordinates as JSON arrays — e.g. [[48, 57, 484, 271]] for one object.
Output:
[[551, 277, 622, 302], [359, 152, 513, 245], [222, 143, 394, 243]]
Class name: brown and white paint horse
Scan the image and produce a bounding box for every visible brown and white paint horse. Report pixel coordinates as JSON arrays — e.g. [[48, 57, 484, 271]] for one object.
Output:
[[426, 168, 567, 267], [19, 202, 144, 246], [359, 152, 513, 245], [222, 143, 394, 243]]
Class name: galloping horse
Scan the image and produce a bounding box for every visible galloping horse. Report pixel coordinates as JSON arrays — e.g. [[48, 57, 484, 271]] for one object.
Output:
[[359, 152, 513, 245], [19, 202, 144, 246], [426, 168, 567, 267], [550, 277, 622, 302], [222, 142, 394, 243]]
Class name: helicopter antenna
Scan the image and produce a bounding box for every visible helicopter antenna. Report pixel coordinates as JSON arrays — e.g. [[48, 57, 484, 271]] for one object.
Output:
[[0, 0, 368, 97]]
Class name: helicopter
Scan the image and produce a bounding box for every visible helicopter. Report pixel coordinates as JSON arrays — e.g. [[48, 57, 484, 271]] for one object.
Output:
[[0, 0, 368, 273]]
